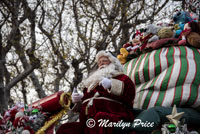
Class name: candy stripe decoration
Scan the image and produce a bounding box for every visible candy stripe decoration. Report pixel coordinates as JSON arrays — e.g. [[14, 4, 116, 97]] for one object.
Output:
[[124, 46, 200, 109], [161, 47, 181, 107], [147, 48, 168, 109]]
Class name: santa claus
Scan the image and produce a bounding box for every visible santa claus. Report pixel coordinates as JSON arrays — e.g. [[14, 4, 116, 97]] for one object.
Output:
[[57, 50, 136, 134]]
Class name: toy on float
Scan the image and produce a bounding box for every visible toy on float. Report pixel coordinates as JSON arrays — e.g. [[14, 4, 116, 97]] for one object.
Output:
[[173, 11, 200, 48], [177, 19, 200, 48], [117, 10, 200, 65], [117, 24, 177, 64], [173, 11, 192, 38], [117, 30, 143, 64]]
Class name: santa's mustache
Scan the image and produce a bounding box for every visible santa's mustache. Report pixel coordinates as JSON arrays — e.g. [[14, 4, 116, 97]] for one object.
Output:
[[98, 64, 108, 70]]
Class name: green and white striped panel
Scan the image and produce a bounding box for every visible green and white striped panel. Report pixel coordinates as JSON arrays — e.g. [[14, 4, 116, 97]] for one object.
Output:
[[124, 46, 200, 110]]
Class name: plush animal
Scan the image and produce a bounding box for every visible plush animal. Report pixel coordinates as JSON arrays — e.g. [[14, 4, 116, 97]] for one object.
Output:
[[131, 31, 142, 47], [178, 23, 191, 45], [158, 27, 174, 39], [127, 31, 143, 53], [173, 11, 192, 24], [117, 47, 129, 64], [117, 30, 144, 64], [173, 11, 193, 38], [185, 21, 200, 48], [174, 23, 185, 38], [143, 24, 161, 43]]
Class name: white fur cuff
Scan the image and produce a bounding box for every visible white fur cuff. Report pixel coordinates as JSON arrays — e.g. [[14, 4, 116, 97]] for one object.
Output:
[[107, 79, 124, 96]]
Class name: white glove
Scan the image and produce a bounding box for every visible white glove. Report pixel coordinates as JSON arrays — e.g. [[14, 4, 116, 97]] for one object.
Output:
[[72, 88, 83, 103], [99, 77, 111, 89]]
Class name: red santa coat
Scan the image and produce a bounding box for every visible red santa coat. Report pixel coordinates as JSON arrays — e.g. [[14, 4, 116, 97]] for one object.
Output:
[[57, 74, 135, 134]]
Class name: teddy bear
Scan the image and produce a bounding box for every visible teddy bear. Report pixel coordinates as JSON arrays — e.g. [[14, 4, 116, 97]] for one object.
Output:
[[144, 26, 177, 50], [182, 21, 200, 48], [157, 27, 174, 39]]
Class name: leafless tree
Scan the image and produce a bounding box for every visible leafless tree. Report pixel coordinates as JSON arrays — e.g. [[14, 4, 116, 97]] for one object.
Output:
[[0, 0, 185, 114]]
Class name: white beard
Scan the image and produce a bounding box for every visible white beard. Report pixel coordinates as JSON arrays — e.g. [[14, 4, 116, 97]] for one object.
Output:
[[83, 63, 122, 92]]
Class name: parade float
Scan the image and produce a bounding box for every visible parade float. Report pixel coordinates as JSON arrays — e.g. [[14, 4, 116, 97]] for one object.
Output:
[[117, 11, 200, 133], [1, 11, 200, 134]]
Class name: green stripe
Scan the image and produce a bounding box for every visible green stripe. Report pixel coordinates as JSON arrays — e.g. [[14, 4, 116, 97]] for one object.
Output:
[[123, 61, 129, 74], [154, 48, 162, 77], [174, 46, 188, 105], [186, 47, 200, 105], [135, 54, 145, 85], [155, 46, 175, 106]]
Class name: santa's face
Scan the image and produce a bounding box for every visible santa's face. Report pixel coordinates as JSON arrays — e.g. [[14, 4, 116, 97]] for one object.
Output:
[[97, 56, 111, 69]]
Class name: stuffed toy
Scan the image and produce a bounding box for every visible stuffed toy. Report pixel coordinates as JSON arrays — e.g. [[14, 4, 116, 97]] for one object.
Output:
[[117, 30, 144, 64], [173, 11, 192, 24], [143, 24, 161, 43], [178, 22, 192, 45], [117, 47, 129, 64], [131, 31, 143, 48], [173, 23, 185, 38], [173, 11, 193, 38], [158, 27, 174, 39], [126, 31, 143, 53], [184, 21, 200, 48], [123, 42, 134, 51]]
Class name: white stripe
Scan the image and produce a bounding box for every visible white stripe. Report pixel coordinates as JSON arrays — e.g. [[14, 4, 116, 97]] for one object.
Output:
[[180, 47, 196, 105], [147, 48, 168, 109], [192, 85, 200, 108], [148, 50, 156, 80], [162, 47, 181, 107], [131, 56, 142, 84], [138, 53, 148, 83], [126, 60, 134, 76], [133, 83, 146, 108]]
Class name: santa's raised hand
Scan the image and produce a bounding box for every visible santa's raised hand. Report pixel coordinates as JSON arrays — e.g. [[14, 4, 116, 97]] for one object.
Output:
[[99, 77, 111, 89], [71, 88, 83, 103]]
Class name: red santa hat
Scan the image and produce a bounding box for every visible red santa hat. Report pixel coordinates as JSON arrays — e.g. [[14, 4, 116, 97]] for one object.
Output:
[[95, 50, 123, 72]]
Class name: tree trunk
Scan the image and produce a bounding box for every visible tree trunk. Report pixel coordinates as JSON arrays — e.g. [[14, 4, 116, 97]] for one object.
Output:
[[0, 30, 7, 114]]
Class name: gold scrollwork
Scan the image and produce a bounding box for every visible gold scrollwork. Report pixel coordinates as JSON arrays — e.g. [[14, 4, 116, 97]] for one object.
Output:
[[36, 92, 71, 134]]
